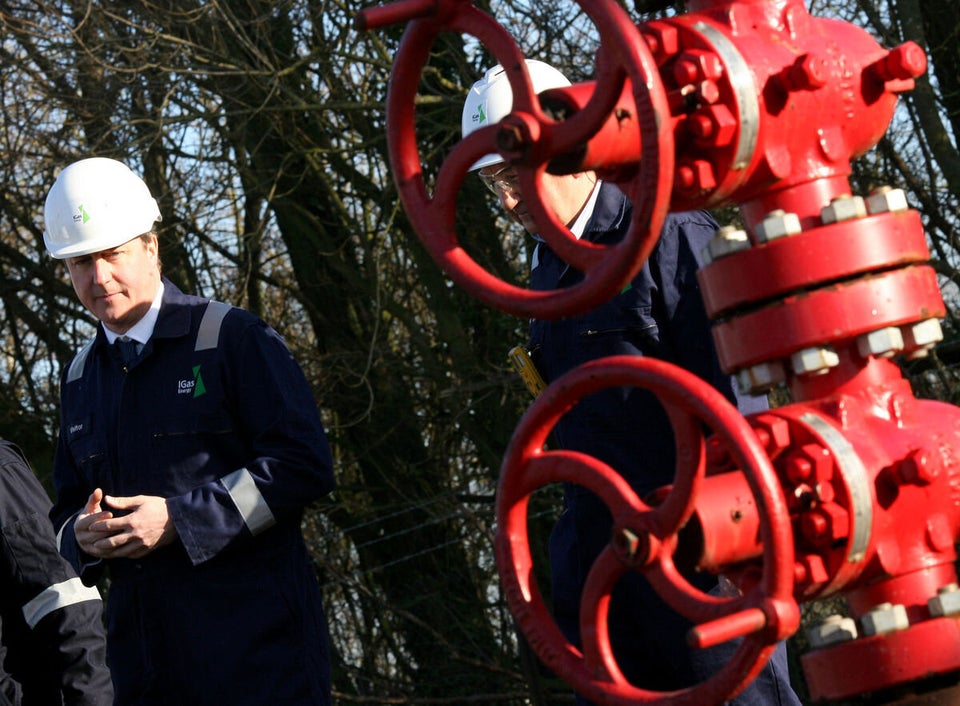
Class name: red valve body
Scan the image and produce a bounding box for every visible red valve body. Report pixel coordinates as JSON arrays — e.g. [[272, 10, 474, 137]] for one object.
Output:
[[359, 0, 958, 701]]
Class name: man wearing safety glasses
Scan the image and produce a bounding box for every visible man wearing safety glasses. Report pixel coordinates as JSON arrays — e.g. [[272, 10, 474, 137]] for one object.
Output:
[[463, 60, 802, 706]]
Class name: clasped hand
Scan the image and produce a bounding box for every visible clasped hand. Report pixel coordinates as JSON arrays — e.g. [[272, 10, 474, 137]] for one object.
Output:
[[75, 488, 177, 559]]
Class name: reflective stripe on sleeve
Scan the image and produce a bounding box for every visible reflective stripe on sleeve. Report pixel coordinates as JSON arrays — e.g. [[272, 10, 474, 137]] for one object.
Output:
[[22, 577, 101, 629], [221, 468, 276, 535]]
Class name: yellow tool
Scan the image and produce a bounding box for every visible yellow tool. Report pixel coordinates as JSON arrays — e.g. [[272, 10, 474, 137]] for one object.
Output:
[[508, 346, 547, 397]]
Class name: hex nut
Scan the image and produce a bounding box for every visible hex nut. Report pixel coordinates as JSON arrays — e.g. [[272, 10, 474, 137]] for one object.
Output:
[[821, 196, 867, 224], [735, 361, 786, 394], [702, 226, 749, 265], [857, 327, 905, 359], [808, 614, 858, 648], [791, 346, 840, 375], [902, 319, 943, 355], [860, 602, 909, 636], [929, 584, 960, 618], [756, 210, 802, 242], [866, 187, 909, 214]]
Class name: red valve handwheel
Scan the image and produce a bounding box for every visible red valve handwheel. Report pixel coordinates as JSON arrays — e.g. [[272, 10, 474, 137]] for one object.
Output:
[[385, 0, 674, 320], [495, 356, 799, 705]]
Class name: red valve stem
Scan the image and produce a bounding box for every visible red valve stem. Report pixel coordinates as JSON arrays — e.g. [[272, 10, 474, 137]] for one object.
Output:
[[355, 0, 438, 31], [689, 607, 768, 649]]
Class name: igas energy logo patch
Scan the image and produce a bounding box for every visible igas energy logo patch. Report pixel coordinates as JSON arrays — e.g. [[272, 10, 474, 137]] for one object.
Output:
[[178, 365, 207, 398]]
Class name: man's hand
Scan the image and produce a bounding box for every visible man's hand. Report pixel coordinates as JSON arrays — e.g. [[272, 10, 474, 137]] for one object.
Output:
[[74, 488, 118, 557], [83, 493, 179, 559]]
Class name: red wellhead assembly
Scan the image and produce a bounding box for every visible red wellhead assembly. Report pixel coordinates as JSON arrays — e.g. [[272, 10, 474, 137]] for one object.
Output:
[[356, 0, 958, 703]]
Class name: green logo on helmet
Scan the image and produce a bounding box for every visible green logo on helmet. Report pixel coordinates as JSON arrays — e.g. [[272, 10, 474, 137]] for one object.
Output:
[[74, 204, 91, 225]]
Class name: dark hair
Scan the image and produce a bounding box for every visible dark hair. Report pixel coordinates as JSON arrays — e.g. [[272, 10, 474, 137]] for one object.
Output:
[[140, 230, 163, 274]]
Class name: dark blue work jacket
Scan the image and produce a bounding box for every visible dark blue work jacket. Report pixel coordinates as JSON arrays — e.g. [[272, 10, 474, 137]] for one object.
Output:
[[530, 183, 798, 704], [51, 280, 334, 705], [0, 441, 112, 705], [529, 182, 766, 495]]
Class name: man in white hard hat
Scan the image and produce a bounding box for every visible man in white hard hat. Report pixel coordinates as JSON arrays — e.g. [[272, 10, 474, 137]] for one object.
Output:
[[463, 62, 801, 705], [43, 157, 335, 705]]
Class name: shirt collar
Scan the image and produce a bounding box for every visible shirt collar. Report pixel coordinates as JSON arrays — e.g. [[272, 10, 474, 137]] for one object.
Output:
[[102, 280, 165, 346], [530, 180, 603, 272], [568, 179, 602, 240]]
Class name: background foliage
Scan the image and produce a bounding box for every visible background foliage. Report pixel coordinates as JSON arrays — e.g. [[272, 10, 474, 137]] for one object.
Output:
[[0, 0, 957, 702]]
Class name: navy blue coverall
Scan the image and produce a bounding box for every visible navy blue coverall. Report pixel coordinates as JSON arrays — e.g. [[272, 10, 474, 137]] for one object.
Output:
[[529, 182, 800, 704], [0, 440, 112, 705], [51, 280, 335, 705]]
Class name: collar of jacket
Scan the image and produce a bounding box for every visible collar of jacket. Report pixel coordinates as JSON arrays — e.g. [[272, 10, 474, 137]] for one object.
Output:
[[91, 277, 197, 356], [150, 278, 198, 342], [536, 182, 632, 284], [580, 181, 631, 245]]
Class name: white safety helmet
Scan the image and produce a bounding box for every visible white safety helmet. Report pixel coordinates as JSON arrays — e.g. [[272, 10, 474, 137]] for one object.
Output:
[[461, 59, 572, 171], [43, 157, 162, 259]]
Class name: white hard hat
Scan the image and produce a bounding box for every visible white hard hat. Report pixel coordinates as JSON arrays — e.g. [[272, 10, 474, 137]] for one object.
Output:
[[43, 157, 162, 259], [461, 59, 572, 171]]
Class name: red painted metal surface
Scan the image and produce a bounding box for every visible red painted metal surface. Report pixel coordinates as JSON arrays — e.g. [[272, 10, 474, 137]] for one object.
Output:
[[494, 356, 799, 705], [356, 0, 960, 702], [376, 0, 675, 320]]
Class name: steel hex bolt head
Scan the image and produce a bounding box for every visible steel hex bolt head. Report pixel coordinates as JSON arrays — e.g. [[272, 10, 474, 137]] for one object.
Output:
[[866, 186, 909, 214], [857, 327, 905, 359], [929, 584, 960, 618], [861, 603, 909, 636], [675, 159, 718, 196], [791, 346, 840, 375], [702, 226, 749, 265], [786, 54, 830, 91], [808, 614, 858, 648], [821, 195, 867, 224], [756, 209, 802, 242], [898, 447, 941, 486], [902, 319, 943, 358], [735, 361, 786, 394], [641, 22, 679, 65]]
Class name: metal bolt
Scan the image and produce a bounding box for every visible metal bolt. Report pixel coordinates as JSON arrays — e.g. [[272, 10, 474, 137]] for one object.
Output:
[[800, 503, 848, 547], [808, 614, 858, 648], [695, 80, 720, 106], [821, 195, 867, 224], [751, 413, 792, 458], [898, 447, 941, 486], [756, 209, 802, 242], [856, 326, 905, 359], [689, 104, 737, 148], [640, 22, 679, 65], [791, 346, 840, 376], [901, 319, 943, 359], [866, 186, 909, 214], [860, 602, 909, 636], [674, 159, 718, 196], [785, 54, 829, 91], [929, 583, 960, 618], [672, 49, 723, 86], [613, 527, 650, 567], [735, 361, 786, 394], [702, 226, 749, 265], [874, 42, 927, 81], [795, 553, 830, 586]]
